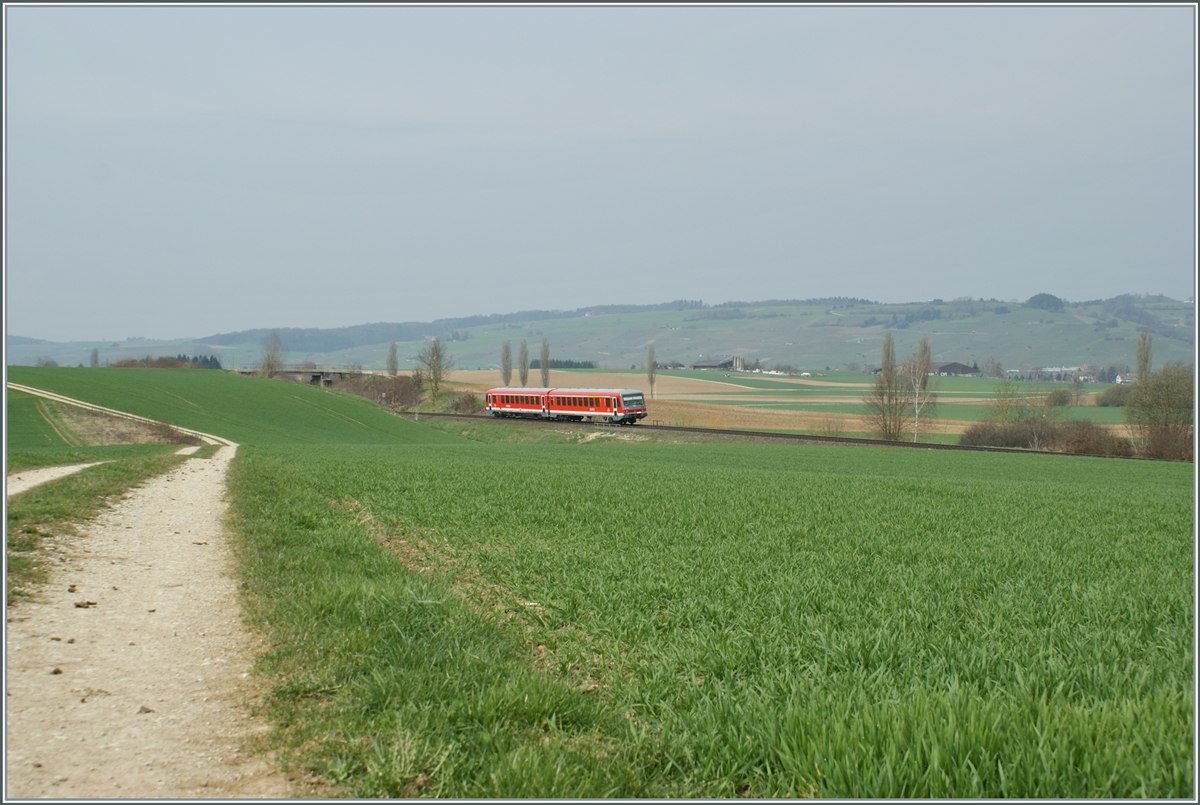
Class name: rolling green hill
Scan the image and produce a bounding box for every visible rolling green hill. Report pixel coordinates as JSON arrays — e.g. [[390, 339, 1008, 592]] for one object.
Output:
[[7, 367, 459, 446]]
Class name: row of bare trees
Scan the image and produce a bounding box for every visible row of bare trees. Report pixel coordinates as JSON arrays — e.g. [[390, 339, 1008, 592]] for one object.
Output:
[[498, 338, 551, 387], [257, 330, 456, 409], [862, 333, 938, 441]]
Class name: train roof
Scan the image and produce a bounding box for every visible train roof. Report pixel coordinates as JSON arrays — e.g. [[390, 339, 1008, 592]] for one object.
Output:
[[487, 387, 645, 395]]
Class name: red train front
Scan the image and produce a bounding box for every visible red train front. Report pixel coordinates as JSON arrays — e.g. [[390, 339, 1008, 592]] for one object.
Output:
[[484, 387, 647, 424]]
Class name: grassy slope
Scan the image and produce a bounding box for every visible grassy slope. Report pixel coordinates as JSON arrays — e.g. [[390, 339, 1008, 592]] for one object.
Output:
[[6, 388, 188, 472], [8, 367, 459, 445], [230, 439, 1193, 797]]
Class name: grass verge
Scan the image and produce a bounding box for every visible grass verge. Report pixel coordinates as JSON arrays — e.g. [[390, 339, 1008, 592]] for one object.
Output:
[[6, 443, 185, 474]]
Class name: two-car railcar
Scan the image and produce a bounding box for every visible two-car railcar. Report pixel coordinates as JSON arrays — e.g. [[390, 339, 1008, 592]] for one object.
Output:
[[484, 387, 647, 424]]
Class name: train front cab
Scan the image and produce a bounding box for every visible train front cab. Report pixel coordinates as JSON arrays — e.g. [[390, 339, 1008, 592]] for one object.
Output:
[[616, 389, 647, 424]]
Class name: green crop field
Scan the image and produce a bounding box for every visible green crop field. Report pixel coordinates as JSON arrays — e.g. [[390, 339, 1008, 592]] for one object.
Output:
[[7, 367, 458, 446], [7, 367, 1191, 795], [231, 439, 1193, 797]]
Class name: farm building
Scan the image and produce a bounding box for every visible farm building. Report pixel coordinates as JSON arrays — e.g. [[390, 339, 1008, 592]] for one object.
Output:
[[691, 357, 736, 371], [930, 361, 980, 376]]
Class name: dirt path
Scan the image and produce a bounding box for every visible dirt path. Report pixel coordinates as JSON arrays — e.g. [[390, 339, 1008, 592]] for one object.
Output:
[[7, 463, 109, 498], [5, 445, 291, 798]]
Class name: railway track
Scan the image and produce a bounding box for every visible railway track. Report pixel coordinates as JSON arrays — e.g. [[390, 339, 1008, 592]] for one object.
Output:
[[414, 412, 1151, 460]]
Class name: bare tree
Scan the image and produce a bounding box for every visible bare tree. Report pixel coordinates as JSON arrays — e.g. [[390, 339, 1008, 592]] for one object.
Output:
[[386, 341, 399, 377], [862, 332, 908, 440], [1135, 330, 1152, 381], [647, 344, 657, 400], [902, 335, 937, 442], [539, 338, 550, 387], [1126, 362, 1192, 460], [259, 331, 285, 377], [89, 347, 100, 368], [416, 339, 454, 406], [518, 339, 529, 387], [987, 379, 1025, 424], [500, 340, 512, 386]]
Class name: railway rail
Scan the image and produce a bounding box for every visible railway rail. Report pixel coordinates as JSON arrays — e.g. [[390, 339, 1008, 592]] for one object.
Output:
[[414, 412, 1157, 460]]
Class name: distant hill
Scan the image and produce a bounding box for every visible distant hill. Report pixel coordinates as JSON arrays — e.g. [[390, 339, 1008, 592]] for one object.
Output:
[[7, 335, 48, 346], [6, 295, 1193, 374]]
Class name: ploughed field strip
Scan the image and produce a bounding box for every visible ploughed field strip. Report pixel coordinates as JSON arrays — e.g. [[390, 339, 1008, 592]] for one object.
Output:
[[231, 439, 1193, 797]]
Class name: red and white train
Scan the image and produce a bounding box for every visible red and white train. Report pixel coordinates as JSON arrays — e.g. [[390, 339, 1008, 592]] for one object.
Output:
[[485, 387, 647, 424]]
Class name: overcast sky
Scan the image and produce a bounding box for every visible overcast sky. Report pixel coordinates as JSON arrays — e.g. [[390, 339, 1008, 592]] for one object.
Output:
[[4, 4, 1195, 342]]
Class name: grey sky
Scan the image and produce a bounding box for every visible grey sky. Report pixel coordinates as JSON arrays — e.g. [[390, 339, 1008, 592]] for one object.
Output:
[[4, 4, 1195, 342]]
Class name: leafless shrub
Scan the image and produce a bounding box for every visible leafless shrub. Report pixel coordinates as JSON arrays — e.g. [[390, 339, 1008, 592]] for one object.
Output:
[[338, 374, 424, 411], [960, 419, 1132, 457], [110, 356, 191, 369], [1045, 389, 1073, 407], [1095, 385, 1134, 407], [816, 414, 844, 438], [1052, 420, 1132, 457], [452, 392, 482, 414]]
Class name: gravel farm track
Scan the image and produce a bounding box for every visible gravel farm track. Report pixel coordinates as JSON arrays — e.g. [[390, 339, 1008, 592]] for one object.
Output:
[[5, 387, 294, 799]]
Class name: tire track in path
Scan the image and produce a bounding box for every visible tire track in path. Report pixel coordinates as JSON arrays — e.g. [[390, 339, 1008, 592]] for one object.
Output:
[[5, 445, 291, 798]]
